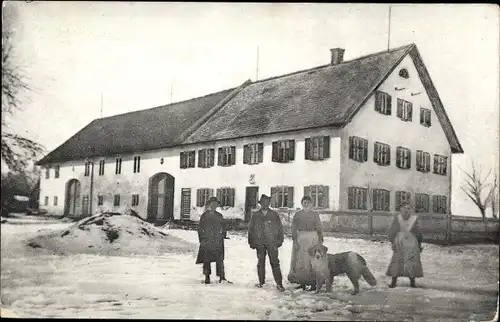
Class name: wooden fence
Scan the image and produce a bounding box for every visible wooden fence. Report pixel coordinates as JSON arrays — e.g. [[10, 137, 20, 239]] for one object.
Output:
[[277, 210, 500, 245]]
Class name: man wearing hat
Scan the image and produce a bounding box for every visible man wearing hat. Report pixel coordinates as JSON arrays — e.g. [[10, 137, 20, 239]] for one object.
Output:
[[196, 197, 232, 284], [248, 194, 285, 291]]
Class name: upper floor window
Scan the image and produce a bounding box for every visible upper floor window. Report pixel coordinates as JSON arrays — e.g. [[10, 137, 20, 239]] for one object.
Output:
[[304, 185, 329, 209], [133, 156, 141, 173], [415, 193, 430, 213], [374, 142, 391, 166], [396, 147, 411, 170], [98, 160, 105, 176], [180, 150, 196, 169], [243, 143, 264, 165], [115, 158, 122, 175], [397, 98, 413, 122], [416, 150, 431, 173], [196, 188, 214, 207], [305, 136, 330, 161], [348, 136, 368, 163], [218, 146, 236, 167], [272, 140, 295, 163], [198, 149, 215, 168], [433, 154, 448, 176], [395, 191, 412, 211], [271, 186, 294, 208], [54, 165, 60, 179], [45, 168, 50, 179], [432, 195, 447, 214], [375, 91, 392, 115], [372, 188, 390, 211], [420, 108, 432, 127], [348, 186, 367, 210], [216, 187, 235, 207], [84, 162, 90, 177]]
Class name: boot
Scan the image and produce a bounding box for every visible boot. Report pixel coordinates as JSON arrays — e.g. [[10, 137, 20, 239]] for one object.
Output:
[[389, 277, 397, 288], [409, 278, 416, 288], [276, 284, 285, 292], [204, 275, 211, 284]]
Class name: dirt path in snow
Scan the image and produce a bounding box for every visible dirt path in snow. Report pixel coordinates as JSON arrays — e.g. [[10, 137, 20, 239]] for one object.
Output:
[[1, 220, 498, 320]]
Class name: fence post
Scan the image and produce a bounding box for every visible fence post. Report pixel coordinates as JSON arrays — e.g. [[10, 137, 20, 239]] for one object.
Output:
[[368, 211, 373, 235]]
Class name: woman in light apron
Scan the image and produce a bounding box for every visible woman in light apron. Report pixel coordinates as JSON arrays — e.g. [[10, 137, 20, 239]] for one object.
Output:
[[386, 200, 424, 288]]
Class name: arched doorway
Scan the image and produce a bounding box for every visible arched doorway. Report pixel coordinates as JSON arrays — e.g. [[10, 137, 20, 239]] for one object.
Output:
[[148, 173, 175, 223], [64, 179, 81, 217]]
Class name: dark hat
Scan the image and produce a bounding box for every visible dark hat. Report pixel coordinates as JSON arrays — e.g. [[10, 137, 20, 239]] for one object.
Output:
[[205, 197, 220, 205], [259, 194, 271, 203]]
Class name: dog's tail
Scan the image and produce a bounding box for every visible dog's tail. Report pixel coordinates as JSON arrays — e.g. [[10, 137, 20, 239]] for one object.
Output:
[[361, 266, 377, 286]]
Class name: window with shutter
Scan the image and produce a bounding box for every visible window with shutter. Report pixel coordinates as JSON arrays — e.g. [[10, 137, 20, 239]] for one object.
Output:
[[375, 91, 392, 115], [289, 140, 295, 161], [272, 142, 278, 162], [305, 138, 311, 160], [321, 185, 329, 208], [323, 136, 330, 159], [243, 145, 249, 164], [258, 143, 264, 163], [363, 139, 368, 162], [198, 150, 205, 168], [218, 148, 223, 166], [348, 137, 354, 160], [196, 189, 202, 207], [230, 146, 236, 165], [287, 186, 294, 208]]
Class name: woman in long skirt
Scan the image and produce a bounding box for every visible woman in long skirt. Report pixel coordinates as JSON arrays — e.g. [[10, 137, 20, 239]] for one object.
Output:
[[386, 200, 424, 288], [287, 196, 324, 290]]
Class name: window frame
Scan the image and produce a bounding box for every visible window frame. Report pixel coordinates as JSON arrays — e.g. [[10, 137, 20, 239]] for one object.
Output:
[[374, 141, 391, 166], [114, 194, 121, 207], [372, 188, 390, 211], [415, 193, 430, 213], [348, 186, 368, 210], [115, 158, 122, 175], [272, 140, 295, 163], [416, 150, 431, 173], [433, 154, 448, 176], [420, 107, 432, 127], [397, 98, 413, 122], [375, 91, 392, 115], [348, 136, 368, 163]]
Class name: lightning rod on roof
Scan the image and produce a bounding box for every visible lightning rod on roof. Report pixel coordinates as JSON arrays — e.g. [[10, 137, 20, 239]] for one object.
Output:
[[170, 82, 173, 104], [387, 5, 392, 51], [256, 46, 259, 81], [100, 93, 103, 118]]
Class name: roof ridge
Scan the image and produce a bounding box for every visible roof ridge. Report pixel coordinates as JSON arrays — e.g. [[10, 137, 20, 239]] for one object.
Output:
[[250, 43, 415, 85], [96, 85, 238, 121]]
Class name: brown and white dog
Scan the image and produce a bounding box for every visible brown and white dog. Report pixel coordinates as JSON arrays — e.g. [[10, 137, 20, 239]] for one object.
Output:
[[308, 244, 377, 295]]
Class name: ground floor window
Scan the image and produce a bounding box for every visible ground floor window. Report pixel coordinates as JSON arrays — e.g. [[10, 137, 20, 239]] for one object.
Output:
[[348, 187, 367, 210], [217, 188, 235, 207], [132, 194, 139, 206], [395, 191, 412, 211], [181, 188, 191, 219], [196, 188, 213, 207], [432, 195, 447, 214], [304, 185, 329, 209], [415, 193, 430, 213], [271, 186, 294, 208], [114, 194, 120, 207], [372, 188, 390, 211]]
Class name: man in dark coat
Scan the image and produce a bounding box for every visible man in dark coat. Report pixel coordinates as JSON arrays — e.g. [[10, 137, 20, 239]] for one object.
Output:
[[248, 194, 285, 291], [196, 197, 232, 284]]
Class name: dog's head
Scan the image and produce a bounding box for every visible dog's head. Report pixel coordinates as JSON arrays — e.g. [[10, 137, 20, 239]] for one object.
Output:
[[308, 244, 328, 260]]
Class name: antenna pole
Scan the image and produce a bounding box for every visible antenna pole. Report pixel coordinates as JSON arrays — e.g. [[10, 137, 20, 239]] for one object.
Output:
[[100, 93, 103, 118], [170, 82, 173, 104], [256, 46, 259, 81], [387, 5, 392, 51]]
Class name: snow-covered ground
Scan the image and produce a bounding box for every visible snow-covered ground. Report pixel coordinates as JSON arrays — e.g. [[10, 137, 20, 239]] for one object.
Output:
[[1, 219, 498, 320]]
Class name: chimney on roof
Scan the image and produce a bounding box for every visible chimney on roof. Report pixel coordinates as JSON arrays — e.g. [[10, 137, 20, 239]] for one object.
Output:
[[330, 48, 345, 65]]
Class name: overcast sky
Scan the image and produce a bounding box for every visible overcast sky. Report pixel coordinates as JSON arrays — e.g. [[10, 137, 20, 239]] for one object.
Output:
[[4, 2, 499, 217]]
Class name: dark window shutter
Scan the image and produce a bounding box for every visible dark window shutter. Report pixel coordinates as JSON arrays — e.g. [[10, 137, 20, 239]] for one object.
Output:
[[362, 188, 367, 210], [375, 91, 381, 112], [230, 146, 236, 165], [180, 152, 185, 169], [287, 186, 294, 208], [230, 188, 235, 207], [210, 149, 215, 167], [443, 156, 448, 175], [387, 145, 391, 165], [323, 136, 330, 159], [395, 191, 401, 211], [217, 148, 223, 166], [363, 139, 368, 162], [196, 189, 201, 207], [396, 148, 401, 168], [420, 108, 424, 125], [304, 186, 311, 199], [348, 137, 354, 160], [272, 142, 278, 162], [387, 95, 392, 115], [397, 99, 402, 118], [216, 189, 222, 205], [428, 111, 432, 126], [305, 138, 311, 160], [384, 190, 390, 211], [348, 187, 353, 209], [374, 143, 379, 164], [243, 144, 249, 164], [408, 103, 413, 122], [322, 185, 329, 208], [258, 143, 264, 163], [271, 187, 278, 208], [433, 155, 438, 173], [407, 150, 412, 169], [289, 140, 295, 161]]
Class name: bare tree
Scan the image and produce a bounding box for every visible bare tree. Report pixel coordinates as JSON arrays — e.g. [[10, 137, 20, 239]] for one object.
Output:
[[1, 2, 44, 173], [460, 162, 492, 229], [485, 172, 498, 219]]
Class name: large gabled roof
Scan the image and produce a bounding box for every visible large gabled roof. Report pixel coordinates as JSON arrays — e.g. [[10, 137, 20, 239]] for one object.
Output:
[[37, 43, 463, 166]]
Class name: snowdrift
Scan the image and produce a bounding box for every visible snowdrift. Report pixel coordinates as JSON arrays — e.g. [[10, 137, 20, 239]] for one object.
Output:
[[26, 212, 196, 256]]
